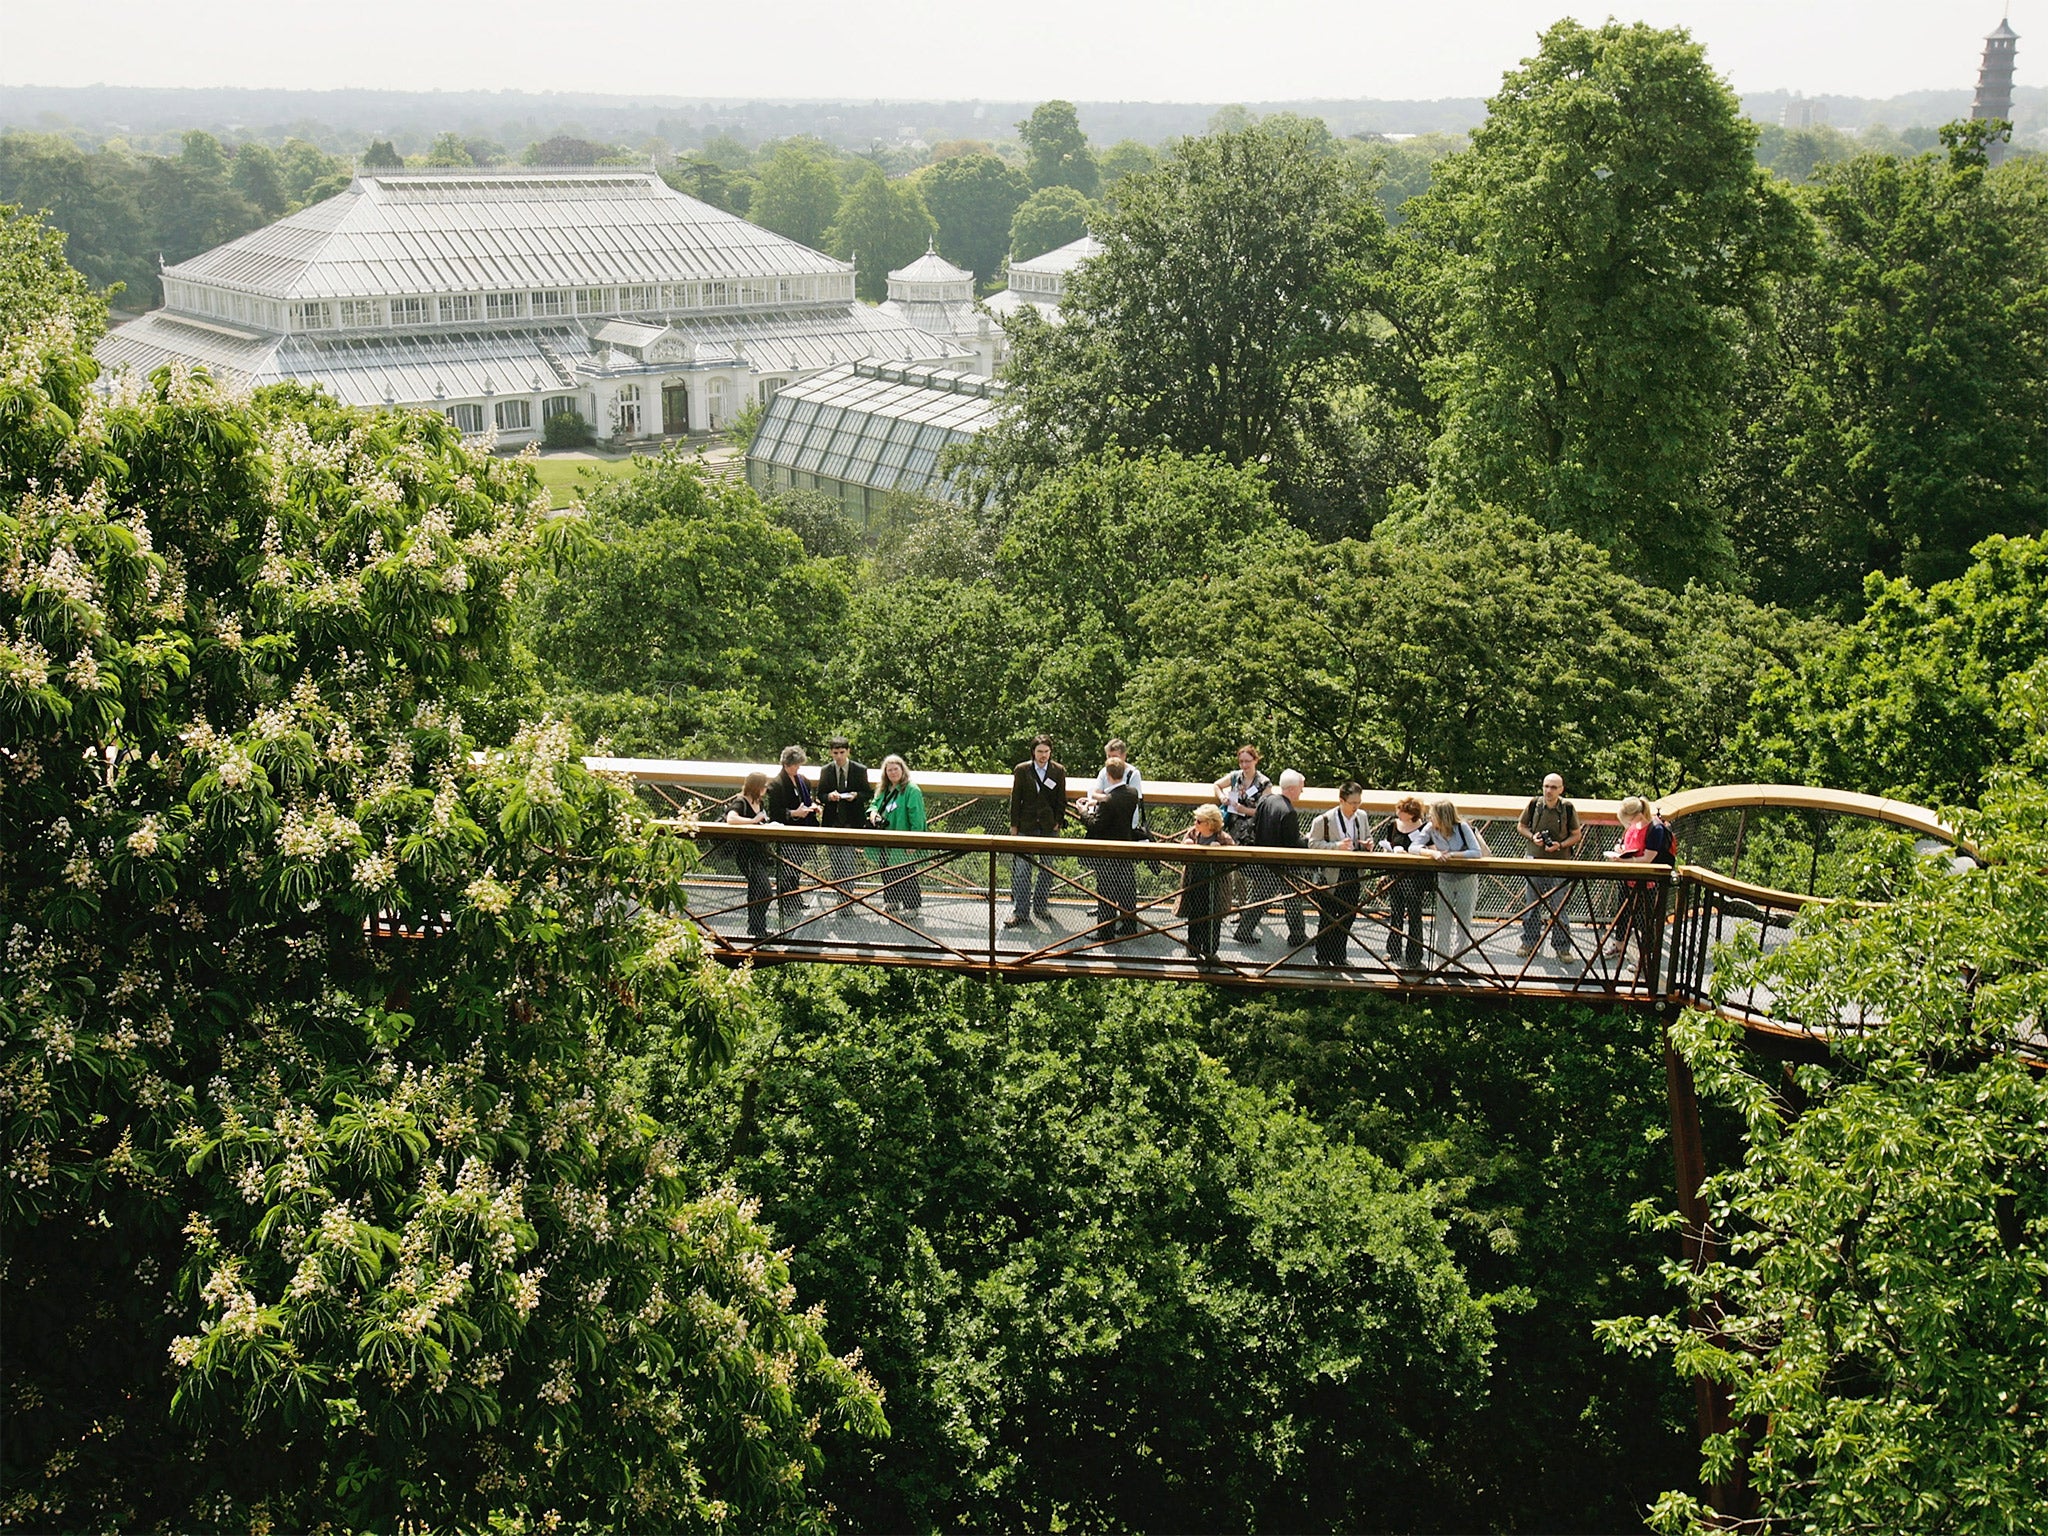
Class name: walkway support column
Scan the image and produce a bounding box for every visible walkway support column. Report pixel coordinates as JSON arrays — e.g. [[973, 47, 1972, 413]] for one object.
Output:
[[1662, 1017, 1753, 1520]]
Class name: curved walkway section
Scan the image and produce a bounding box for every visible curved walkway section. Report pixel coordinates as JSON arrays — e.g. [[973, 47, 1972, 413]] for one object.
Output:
[[589, 759, 1949, 1048]]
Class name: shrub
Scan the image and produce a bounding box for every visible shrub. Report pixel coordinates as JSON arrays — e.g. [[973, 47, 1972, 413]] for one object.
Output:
[[542, 408, 592, 449]]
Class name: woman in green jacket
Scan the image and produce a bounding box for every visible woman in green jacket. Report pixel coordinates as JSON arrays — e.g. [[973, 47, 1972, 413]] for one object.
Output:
[[870, 753, 928, 912]]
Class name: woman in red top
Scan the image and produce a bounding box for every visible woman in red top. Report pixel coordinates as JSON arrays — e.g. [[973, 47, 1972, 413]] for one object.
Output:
[[1603, 797, 1655, 958]]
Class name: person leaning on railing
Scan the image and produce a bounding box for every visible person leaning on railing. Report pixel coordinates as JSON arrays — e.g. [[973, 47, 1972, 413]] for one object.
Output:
[[1372, 795, 1430, 970], [1084, 762, 1146, 937], [1308, 780, 1369, 968], [1233, 770, 1308, 949], [1421, 798, 1488, 966], [870, 754, 928, 913], [723, 770, 775, 938], [765, 744, 820, 920], [1173, 804, 1236, 963], [1603, 796, 1675, 959]]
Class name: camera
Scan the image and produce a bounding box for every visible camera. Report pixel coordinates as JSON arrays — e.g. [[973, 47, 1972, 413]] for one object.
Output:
[[1536, 831, 1557, 850]]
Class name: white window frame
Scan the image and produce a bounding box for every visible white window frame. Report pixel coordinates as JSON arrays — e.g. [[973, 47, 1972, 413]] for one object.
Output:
[[445, 403, 486, 434], [494, 399, 532, 431]]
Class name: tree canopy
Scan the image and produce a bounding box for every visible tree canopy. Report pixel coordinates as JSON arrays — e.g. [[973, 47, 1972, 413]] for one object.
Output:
[[1017, 100, 1100, 196], [829, 164, 936, 302], [1603, 760, 2048, 1533], [1725, 124, 2048, 610], [1422, 19, 1809, 588], [918, 151, 1029, 285], [978, 119, 1408, 537], [0, 262, 881, 1531]]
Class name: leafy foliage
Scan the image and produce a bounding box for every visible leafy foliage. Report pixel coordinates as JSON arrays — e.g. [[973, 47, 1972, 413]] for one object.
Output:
[[1736, 532, 2048, 806], [1601, 773, 2048, 1533], [1005, 183, 1094, 264], [642, 970, 1494, 1532], [0, 304, 880, 1530], [1202, 988, 1710, 1532], [840, 449, 1276, 767], [1724, 125, 2048, 610], [981, 119, 1420, 537], [829, 164, 937, 302], [1016, 100, 1099, 196], [1422, 20, 1809, 588], [0, 201, 110, 339], [750, 139, 846, 251], [523, 450, 853, 759], [0, 130, 349, 305], [1118, 505, 1820, 796], [918, 152, 1030, 285]]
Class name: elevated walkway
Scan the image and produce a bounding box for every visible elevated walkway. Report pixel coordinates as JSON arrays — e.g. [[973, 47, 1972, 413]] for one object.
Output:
[[592, 759, 1960, 1057]]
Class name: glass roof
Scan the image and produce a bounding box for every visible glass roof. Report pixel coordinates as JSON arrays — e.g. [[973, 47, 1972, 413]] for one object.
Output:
[[747, 362, 1006, 502], [165, 168, 855, 301]]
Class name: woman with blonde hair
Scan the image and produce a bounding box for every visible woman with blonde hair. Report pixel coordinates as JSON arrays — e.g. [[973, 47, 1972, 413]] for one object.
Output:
[[1175, 804, 1236, 963], [1603, 796, 1655, 958], [870, 753, 928, 912], [1420, 796, 1488, 965]]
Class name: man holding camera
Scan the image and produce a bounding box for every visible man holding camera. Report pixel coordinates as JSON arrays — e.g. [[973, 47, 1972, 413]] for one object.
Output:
[[1516, 772, 1584, 957]]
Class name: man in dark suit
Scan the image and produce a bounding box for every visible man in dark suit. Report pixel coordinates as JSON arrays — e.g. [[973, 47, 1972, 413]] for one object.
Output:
[[763, 745, 819, 922], [817, 735, 871, 892], [1085, 763, 1145, 937], [1007, 734, 1066, 926], [1234, 769, 1308, 948]]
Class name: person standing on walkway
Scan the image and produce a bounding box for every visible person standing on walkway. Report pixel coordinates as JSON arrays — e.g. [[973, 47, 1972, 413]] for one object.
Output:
[[871, 754, 927, 912], [1515, 773, 1585, 957], [1213, 744, 1271, 909], [1081, 739, 1146, 833], [1085, 763, 1145, 937], [1007, 734, 1066, 927], [1373, 795, 1430, 969], [1308, 780, 1368, 967], [1422, 798, 1488, 966], [1234, 770, 1308, 949], [1175, 805, 1235, 963], [1214, 746, 1271, 846], [723, 771, 774, 938], [764, 745, 820, 922], [1604, 796, 1657, 957], [818, 736, 871, 895]]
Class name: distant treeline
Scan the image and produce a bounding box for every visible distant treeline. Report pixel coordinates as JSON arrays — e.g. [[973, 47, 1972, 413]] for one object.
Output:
[[4, 93, 2026, 312], [6, 80, 2042, 162]]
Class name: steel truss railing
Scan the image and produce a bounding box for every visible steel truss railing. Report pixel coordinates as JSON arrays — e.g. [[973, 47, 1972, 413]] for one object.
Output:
[[684, 825, 1694, 1006]]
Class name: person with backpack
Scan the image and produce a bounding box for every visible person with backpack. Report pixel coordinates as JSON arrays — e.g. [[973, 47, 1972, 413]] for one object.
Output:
[[1515, 773, 1585, 958], [1603, 796, 1674, 959]]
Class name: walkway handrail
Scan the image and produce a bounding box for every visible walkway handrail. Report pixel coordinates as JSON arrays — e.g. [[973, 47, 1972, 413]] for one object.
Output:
[[1657, 783, 1963, 850], [603, 758, 1958, 919], [671, 820, 1679, 880]]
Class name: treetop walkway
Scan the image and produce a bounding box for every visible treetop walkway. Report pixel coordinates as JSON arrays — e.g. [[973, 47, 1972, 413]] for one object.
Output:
[[592, 756, 2011, 1517], [593, 757, 1971, 1058]]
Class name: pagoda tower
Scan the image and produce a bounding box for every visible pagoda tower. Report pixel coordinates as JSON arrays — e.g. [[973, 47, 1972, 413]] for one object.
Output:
[[1972, 14, 2020, 166]]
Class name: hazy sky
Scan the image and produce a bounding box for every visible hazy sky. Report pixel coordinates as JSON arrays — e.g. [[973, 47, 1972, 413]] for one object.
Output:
[[0, 0, 2028, 103]]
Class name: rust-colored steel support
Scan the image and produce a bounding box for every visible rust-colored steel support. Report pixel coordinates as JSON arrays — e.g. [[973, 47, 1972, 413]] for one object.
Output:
[[1663, 1022, 1754, 1521]]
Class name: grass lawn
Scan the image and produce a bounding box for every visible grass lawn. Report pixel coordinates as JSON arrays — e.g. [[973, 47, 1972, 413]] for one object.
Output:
[[529, 454, 646, 507]]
